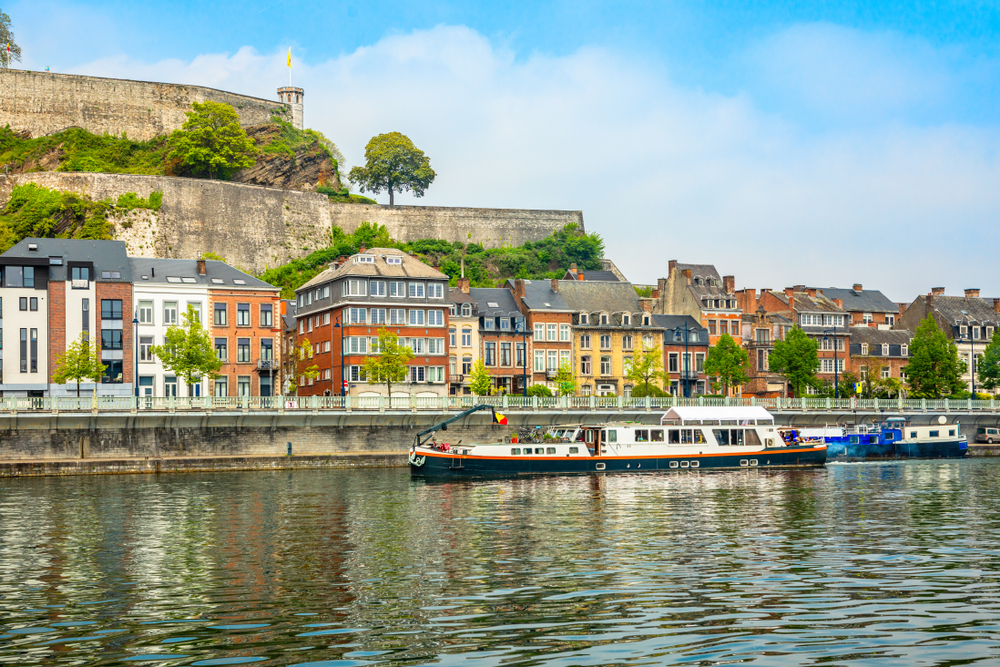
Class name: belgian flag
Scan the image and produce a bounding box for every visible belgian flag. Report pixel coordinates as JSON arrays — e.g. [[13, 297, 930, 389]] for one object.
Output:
[[494, 411, 508, 425]]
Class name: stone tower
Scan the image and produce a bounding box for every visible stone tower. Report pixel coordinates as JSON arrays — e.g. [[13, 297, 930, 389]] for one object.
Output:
[[277, 86, 304, 129]]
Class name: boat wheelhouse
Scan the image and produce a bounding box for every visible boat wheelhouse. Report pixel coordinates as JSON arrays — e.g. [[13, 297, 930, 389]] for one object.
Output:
[[409, 405, 827, 478]]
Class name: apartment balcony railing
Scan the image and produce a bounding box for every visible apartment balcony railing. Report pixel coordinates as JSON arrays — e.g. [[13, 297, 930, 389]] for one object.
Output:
[[257, 359, 279, 371]]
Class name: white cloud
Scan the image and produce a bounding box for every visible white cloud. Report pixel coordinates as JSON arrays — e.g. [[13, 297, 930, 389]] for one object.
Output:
[[66, 24, 1000, 300]]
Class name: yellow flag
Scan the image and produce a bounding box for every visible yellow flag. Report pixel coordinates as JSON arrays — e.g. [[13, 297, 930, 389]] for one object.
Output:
[[286, 48, 291, 68]]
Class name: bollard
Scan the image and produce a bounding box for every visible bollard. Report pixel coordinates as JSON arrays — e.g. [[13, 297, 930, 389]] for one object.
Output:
[[287, 441, 293, 456]]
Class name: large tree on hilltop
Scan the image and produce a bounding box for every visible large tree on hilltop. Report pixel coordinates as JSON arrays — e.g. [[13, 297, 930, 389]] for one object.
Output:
[[0, 11, 22, 68], [167, 101, 257, 179], [349, 132, 436, 205]]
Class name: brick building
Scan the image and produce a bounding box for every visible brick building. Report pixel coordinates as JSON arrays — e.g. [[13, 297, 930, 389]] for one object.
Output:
[[651, 314, 709, 396], [469, 288, 528, 394], [653, 261, 742, 346], [509, 278, 574, 391], [740, 306, 793, 398], [809, 284, 899, 328], [848, 328, 913, 391], [293, 248, 450, 398]]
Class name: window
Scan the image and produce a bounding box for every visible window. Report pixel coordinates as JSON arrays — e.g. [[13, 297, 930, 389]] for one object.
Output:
[[71, 266, 90, 288], [101, 299, 123, 320], [881, 343, 889, 355], [102, 359, 122, 384], [260, 304, 273, 327], [600, 335, 611, 350], [428, 338, 445, 355], [140, 336, 155, 362], [483, 318, 495, 330], [410, 366, 426, 383], [600, 314, 608, 325], [213, 303, 227, 326], [371, 308, 387, 325], [882, 367, 890, 379], [20, 328, 27, 372], [547, 350, 558, 371], [19, 297, 26, 311], [238, 376, 251, 396], [409, 309, 425, 326], [428, 366, 445, 382], [560, 324, 570, 342], [428, 283, 444, 299], [580, 313, 589, 324], [139, 301, 154, 324], [863, 313, 873, 324], [389, 309, 406, 325], [886, 314, 895, 326], [861, 343, 869, 355], [349, 365, 367, 382], [757, 348, 768, 371], [261, 339, 273, 361], [342, 279, 367, 297], [821, 358, 845, 373], [535, 350, 545, 372], [756, 329, 769, 343], [389, 281, 406, 297], [237, 338, 251, 363], [668, 353, 678, 373], [101, 330, 123, 350], [385, 255, 403, 265], [298, 320, 304, 334], [708, 320, 717, 335], [236, 303, 250, 326], [215, 337, 228, 361], [600, 356, 612, 376], [322, 286, 330, 299], [902, 344, 909, 357], [164, 301, 178, 326], [730, 321, 740, 336], [449, 328, 456, 346], [349, 307, 368, 324], [580, 334, 591, 349], [500, 342, 512, 366], [345, 337, 369, 354], [547, 324, 557, 341], [719, 320, 728, 335], [428, 310, 444, 327], [622, 314, 630, 326], [462, 356, 472, 374], [409, 282, 425, 298], [534, 323, 544, 341], [622, 335, 633, 350], [500, 318, 511, 331], [485, 342, 496, 366], [461, 303, 472, 317], [215, 377, 228, 397], [516, 342, 526, 368], [696, 353, 705, 373], [462, 329, 472, 346], [581, 355, 592, 375], [21, 266, 33, 288], [371, 280, 387, 297]]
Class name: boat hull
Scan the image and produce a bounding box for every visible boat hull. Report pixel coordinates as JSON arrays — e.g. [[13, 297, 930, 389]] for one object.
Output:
[[409, 446, 827, 479], [826, 438, 967, 461]]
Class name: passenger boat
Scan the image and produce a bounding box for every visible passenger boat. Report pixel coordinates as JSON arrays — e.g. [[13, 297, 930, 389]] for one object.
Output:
[[799, 416, 967, 461], [408, 405, 827, 478]]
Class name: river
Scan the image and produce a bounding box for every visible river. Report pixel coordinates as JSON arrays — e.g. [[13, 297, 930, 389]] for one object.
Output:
[[2, 460, 1000, 666]]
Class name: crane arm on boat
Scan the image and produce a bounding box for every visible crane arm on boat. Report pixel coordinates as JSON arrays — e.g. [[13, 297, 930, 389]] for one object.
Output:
[[414, 404, 500, 448]]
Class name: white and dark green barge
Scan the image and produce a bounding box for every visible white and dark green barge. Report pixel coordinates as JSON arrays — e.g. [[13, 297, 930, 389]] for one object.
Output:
[[408, 405, 827, 479]]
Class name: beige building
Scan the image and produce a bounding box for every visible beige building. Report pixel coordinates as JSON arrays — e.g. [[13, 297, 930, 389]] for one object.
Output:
[[448, 278, 481, 395]]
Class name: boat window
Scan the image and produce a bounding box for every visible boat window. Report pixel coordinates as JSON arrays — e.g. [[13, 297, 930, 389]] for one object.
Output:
[[635, 429, 649, 442], [910, 431, 917, 438], [651, 429, 664, 442], [690, 461, 699, 468], [585, 430, 595, 443], [949, 429, 955, 437], [732, 430, 744, 446], [869, 436, 878, 444], [930, 430, 939, 438], [669, 461, 679, 468], [713, 429, 730, 445], [511, 448, 521, 455], [680, 461, 689, 468], [885, 432, 894, 441], [607, 430, 617, 443], [850, 436, 860, 445], [546, 447, 556, 454], [669, 429, 681, 444], [575, 430, 585, 442], [522, 448, 532, 455], [745, 429, 762, 447], [694, 430, 707, 444], [535, 448, 545, 454], [569, 446, 579, 454]]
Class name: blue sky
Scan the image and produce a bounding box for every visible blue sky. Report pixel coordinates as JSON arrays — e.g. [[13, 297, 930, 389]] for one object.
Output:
[[8, 1, 1000, 299]]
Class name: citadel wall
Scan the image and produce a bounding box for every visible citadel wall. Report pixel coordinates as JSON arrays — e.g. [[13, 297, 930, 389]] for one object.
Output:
[[0, 69, 292, 140]]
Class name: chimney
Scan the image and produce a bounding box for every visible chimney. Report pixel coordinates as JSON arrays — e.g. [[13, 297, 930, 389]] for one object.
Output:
[[551, 279, 560, 293], [682, 269, 692, 285], [931, 287, 945, 296], [723, 275, 735, 294], [965, 288, 981, 298], [788, 295, 795, 311], [359, 243, 367, 253], [569, 263, 578, 275], [783, 287, 794, 298], [927, 293, 934, 309], [652, 288, 659, 299], [806, 288, 817, 297], [668, 260, 677, 276], [514, 278, 526, 300], [577, 272, 584, 281], [196, 259, 206, 275], [639, 297, 653, 313], [994, 299, 999, 314], [457, 277, 470, 294], [793, 284, 806, 293], [833, 298, 843, 308], [853, 283, 863, 292]]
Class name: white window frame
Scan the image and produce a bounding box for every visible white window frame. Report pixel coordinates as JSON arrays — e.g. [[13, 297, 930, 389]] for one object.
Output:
[[534, 323, 544, 341], [138, 300, 153, 324], [560, 324, 570, 342], [389, 281, 406, 298], [409, 282, 425, 298], [370, 280, 386, 297]]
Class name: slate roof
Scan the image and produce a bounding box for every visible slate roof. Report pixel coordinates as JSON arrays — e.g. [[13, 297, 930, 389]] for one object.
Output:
[[555, 280, 643, 316], [506, 279, 571, 311], [298, 248, 447, 291], [448, 288, 477, 306], [651, 314, 708, 345], [675, 262, 731, 300], [848, 328, 913, 346], [768, 291, 845, 313], [576, 270, 621, 282], [282, 299, 297, 332], [469, 288, 522, 318], [130, 258, 276, 290], [2, 238, 131, 282], [930, 295, 1000, 325], [815, 287, 897, 313]]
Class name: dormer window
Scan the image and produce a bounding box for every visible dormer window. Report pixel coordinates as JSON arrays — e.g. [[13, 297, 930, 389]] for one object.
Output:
[[600, 314, 608, 326], [354, 255, 375, 264], [580, 313, 589, 324], [861, 343, 869, 355], [462, 303, 472, 317], [902, 344, 909, 356], [385, 256, 402, 265], [643, 315, 650, 326], [882, 344, 889, 355], [622, 314, 630, 326]]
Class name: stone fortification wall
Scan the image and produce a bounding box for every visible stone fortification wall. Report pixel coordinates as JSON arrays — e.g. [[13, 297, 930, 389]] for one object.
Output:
[[0, 69, 291, 140], [0, 172, 332, 273], [329, 203, 584, 248]]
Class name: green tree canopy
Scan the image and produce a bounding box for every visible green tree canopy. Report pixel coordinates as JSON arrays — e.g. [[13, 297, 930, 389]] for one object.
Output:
[[468, 358, 493, 396], [526, 384, 552, 397], [348, 132, 436, 205], [0, 11, 21, 68], [703, 333, 750, 396], [626, 344, 665, 391], [51, 333, 105, 397], [906, 315, 966, 398], [768, 326, 819, 398], [978, 328, 1000, 393], [151, 304, 223, 390], [554, 360, 577, 396], [167, 101, 257, 179], [362, 329, 415, 398]]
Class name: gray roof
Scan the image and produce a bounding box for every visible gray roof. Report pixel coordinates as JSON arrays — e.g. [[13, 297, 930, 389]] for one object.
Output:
[[768, 290, 845, 314], [816, 287, 897, 313], [448, 287, 477, 306], [282, 299, 297, 332], [848, 327, 913, 346], [577, 270, 621, 282], [299, 248, 447, 291], [676, 262, 730, 300], [3, 238, 131, 282], [129, 257, 276, 290], [930, 295, 1000, 325], [555, 280, 643, 315], [651, 314, 708, 344], [469, 288, 522, 317], [506, 279, 571, 311]]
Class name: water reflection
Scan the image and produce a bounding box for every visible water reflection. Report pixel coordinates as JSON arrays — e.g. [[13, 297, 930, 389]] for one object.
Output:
[[3, 461, 1000, 665]]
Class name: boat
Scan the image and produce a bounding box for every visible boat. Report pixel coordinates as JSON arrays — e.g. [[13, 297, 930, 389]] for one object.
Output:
[[799, 415, 967, 461], [408, 405, 827, 478]]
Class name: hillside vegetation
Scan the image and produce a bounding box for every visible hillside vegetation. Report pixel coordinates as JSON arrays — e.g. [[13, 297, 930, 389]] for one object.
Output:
[[258, 222, 605, 299]]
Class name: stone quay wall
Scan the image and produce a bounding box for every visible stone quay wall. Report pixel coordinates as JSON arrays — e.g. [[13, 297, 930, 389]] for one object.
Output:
[[0, 69, 291, 141]]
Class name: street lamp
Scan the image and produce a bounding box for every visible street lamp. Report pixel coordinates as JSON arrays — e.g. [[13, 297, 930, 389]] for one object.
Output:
[[822, 325, 839, 399], [133, 312, 139, 408], [515, 318, 528, 397], [965, 327, 976, 397], [333, 316, 345, 397], [672, 323, 697, 398]]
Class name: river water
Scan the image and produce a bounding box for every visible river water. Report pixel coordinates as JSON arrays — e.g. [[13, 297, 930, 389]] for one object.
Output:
[[2, 460, 1000, 666]]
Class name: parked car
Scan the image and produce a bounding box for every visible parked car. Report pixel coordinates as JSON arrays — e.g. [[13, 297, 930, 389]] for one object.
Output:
[[975, 427, 1000, 443]]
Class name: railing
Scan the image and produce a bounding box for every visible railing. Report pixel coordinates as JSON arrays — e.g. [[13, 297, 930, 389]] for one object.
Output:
[[0, 395, 999, 413], [257, 359, 278, 371]]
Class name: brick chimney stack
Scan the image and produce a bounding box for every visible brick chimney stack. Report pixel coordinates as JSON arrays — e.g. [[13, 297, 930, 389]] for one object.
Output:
[[359, 243, 367, 254], [569, 263, 578, 275], [682, 269, 692, 285], [550, 279, 560, 293], [577, 272, 584, 281], [514, 279, 526, 300], [639, 298, 653, 313], [788, 295, 795, 311], [853, 283, 863, 292], [931, 287, 945, 296], [833, 298, 843, 308], [196, 259, 206, 275], [965, 288, 981, 298], [784, 287, 794, 298], [723, 275, 735, 294], [652, 288, 660, 299], [668, 260, 677, 276], [994, 299, 1000, 314], [457, 277, 470, 294]]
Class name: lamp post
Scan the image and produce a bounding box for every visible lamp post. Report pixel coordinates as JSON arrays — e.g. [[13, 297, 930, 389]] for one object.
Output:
[[672, 324, 696, 398], [966, 328, 976, 397], [822, 325, 839, 399], [133, 312, 139, 408], [516, 319, 528, 396], [333, 315, 345, 397]]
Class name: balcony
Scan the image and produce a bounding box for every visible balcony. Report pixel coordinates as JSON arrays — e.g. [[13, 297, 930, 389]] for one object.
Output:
[[450, 374, 465, 383], [257, 359, 279, 371], [545, 368, 559, 380]]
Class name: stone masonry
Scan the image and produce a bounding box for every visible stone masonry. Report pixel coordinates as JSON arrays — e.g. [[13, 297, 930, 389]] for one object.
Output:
[[0, 69, 292, 140]]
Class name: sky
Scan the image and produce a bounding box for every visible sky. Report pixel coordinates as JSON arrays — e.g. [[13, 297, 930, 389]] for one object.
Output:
[[7, 0, 1000, 301]]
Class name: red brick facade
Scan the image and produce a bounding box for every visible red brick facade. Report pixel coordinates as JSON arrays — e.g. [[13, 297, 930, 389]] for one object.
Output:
[[209, 289, 281, 396], [47, 281, 65, 381], [95, 282, 134, 385]]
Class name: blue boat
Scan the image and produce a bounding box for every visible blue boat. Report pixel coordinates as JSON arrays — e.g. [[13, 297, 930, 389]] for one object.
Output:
[[800, 417, 967, 461]]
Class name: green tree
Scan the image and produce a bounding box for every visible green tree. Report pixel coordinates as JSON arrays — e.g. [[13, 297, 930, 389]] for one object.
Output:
[[468, 358, 493, 396], [703, 333, 750, 396], [977, 328, 1000, 393], [167, 101, 257, 179], [362, 329, 414, 398], [285, 337, 319, 395], [348, 132, 436, 205], [0, 11, 21, 68], [526, 384, 552, 397], [554, 360, 577, 396], [906, 315, 966, 398], [769, 326, 820, 398], [856, 354, 888, 398], [626, 344, 665, 391], [51, 333, 106, 397], [151, 304, 222, 391]]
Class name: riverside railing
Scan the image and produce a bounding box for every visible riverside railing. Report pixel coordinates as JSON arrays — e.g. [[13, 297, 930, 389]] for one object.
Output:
[[2, 395, 1000, 413]]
